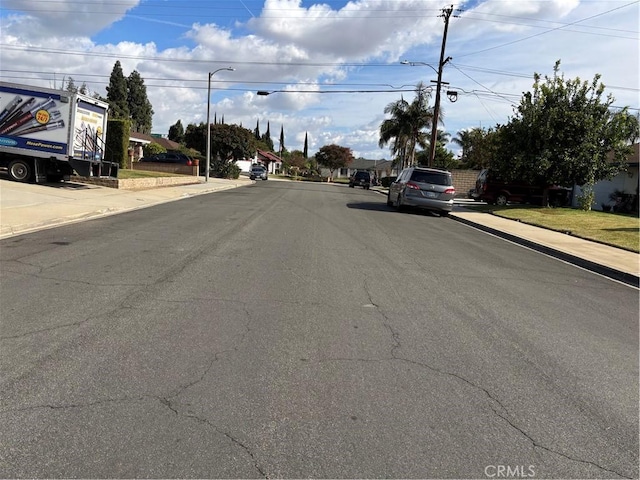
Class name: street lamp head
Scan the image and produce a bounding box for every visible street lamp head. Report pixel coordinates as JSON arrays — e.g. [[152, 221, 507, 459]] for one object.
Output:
[[210, 67, 235, 78], [401, 60, 438, 75], [257, 91, 271, 96]]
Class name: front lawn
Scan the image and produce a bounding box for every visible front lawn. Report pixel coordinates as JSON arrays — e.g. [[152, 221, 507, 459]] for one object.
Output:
[[465, 205, 640, 252]]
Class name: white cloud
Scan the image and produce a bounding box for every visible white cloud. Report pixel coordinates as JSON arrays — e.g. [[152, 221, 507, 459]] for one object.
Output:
[[1, 0, 140, 39], [0, 0, 637, 160]]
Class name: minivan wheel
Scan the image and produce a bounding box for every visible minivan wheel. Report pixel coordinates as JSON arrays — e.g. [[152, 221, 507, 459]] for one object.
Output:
[[495, 193, 508, 206]]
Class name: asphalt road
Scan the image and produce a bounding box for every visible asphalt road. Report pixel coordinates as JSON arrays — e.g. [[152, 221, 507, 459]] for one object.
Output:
[[1, 181, 638, 479]]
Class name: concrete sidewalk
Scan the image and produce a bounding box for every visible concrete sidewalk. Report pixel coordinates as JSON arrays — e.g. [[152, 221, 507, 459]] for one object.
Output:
[[1, 177, 638, 286], [0, 177, 252, 238]]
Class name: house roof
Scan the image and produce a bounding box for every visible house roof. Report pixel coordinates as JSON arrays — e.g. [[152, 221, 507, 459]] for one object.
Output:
[[129, 132, 182, 151], [349, 158, 394, 171], [129, 132, 153, 144], [257, 150, 282, 162]]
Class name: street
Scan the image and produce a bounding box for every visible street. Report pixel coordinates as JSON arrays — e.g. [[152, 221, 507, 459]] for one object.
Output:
[[1, 181, 638, 479]]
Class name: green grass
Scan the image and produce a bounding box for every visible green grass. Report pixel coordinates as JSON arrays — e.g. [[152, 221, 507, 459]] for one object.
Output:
[[465, 205, 640, 253], [118, 169, 191, 179]]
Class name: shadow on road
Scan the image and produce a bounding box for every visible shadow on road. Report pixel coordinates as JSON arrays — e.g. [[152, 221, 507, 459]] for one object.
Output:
[[346, 202, 393, 212]]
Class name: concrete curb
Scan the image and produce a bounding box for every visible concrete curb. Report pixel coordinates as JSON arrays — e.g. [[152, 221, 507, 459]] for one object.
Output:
[[450, 214, 639, 287]]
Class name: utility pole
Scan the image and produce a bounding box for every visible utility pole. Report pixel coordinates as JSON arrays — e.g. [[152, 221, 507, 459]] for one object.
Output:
[[429, 5, 455, 167]]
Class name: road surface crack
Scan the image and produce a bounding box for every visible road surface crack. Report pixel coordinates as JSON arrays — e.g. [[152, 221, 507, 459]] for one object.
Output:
[[158, 397, 269, 478], [394, 356, 631, 479]]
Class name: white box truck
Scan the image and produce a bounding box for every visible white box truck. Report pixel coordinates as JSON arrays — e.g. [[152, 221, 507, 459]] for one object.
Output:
[[0, 82, 118, 183]]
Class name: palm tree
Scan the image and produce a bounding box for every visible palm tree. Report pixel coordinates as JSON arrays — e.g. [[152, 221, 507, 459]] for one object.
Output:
[[379, 82, 434, 172], [378, 99, 410, 173]]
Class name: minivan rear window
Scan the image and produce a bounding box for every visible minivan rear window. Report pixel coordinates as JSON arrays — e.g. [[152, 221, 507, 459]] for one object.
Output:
[[411, 171, 451, 185]]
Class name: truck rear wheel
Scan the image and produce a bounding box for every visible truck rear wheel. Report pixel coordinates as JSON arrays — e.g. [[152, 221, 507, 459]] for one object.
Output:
[[8, 160, 32, 183]]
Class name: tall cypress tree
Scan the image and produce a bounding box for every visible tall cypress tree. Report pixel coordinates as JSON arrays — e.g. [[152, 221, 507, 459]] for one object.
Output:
[[279, 125, 285, 155], [127, 70, 153, 134], [303, 132, 308, 159], [262, 121, 274, 151], [106, 61, 129, 120], [254, 119, 260, 140]]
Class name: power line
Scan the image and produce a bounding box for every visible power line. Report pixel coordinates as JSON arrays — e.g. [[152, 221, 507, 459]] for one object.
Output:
[[1, 2, 637, 38], [456, 1, 639, 59]]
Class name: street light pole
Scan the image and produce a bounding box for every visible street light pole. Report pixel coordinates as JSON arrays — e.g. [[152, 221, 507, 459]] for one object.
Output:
[[206, 67, 235, 182]]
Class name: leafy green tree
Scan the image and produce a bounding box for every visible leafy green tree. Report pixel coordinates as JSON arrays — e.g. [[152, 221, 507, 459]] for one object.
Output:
[[315, 144, 354, 181], [420, 130, 457, 169], [493, 61, 639, 208], [184, 122, 206, 153], [379, 83, 434, 171], [453, 127, 495, 169], [168, 120, 185, 144], [127, 70, 153, 134], [79, 82, 88, 95], [210, 122, 256, 162], [284, 150, 306, 176], [106, 61, 129, 120]]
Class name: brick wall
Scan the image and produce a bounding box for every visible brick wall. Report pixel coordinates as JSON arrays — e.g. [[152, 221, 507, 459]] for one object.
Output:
[[132, 162, 198, 176], [72, 175, 201, 189], [451, 169, 480, 198]]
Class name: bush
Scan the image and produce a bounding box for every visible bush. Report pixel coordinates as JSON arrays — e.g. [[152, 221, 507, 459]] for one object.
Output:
[[105, 119, 131, 170], [144, 142, 166, 157], [210, 157, 241, 179]]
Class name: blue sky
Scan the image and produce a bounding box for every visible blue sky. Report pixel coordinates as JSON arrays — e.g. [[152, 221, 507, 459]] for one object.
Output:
[[1, 0, 638, 159]]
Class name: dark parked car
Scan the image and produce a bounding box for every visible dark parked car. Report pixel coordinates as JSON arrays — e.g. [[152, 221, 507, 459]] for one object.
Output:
[[349, 171, 371, 189], [250, 165, 268, 180], [475, 169, 571, 206], [387, 167, 455, 216], [140, 152, 193, 164]]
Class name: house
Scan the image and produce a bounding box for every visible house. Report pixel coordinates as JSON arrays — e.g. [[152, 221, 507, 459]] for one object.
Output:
[[128, 132, 184, 160], [235, 150, 282, 174], [573, 143, 639, 212], [257, 150, 283, 174]]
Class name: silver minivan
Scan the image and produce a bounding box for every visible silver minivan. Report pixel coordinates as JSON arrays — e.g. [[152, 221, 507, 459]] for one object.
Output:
[[387, 167, 455, 215]]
